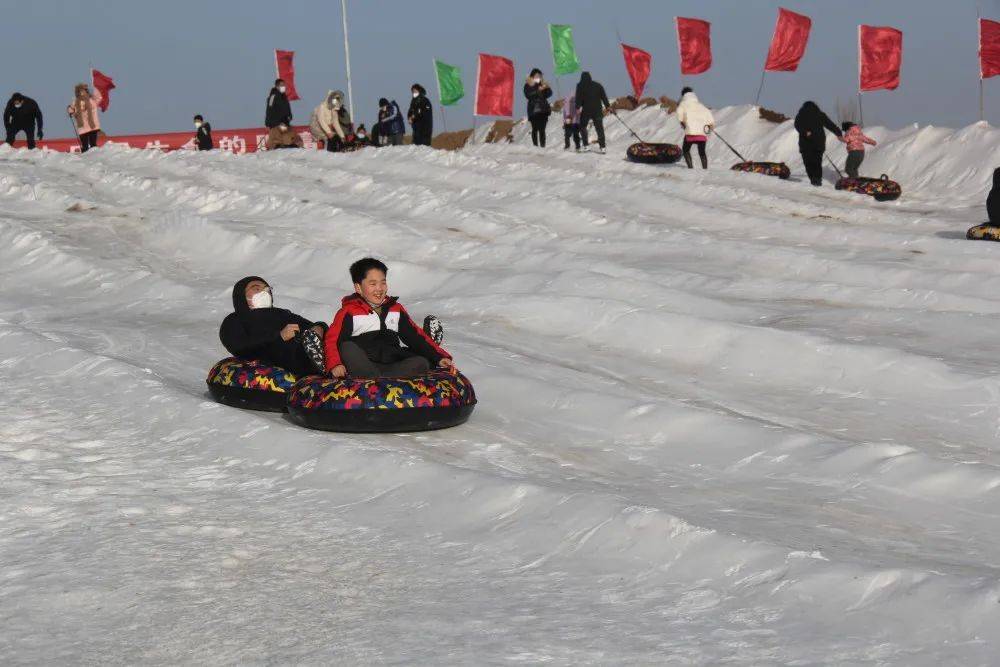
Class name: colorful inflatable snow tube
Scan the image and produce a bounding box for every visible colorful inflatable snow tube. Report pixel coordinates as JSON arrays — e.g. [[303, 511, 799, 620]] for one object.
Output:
[[626, 142, 682, 165], [731, 161, 791, 180], [835, 174, 902, 202], [287, 368, 477, 433], [967, 223, 1000, 241], [207, 357, 299, 412]]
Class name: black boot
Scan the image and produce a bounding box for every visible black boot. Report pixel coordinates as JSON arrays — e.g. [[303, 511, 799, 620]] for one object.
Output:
[[700, 154, 708, 170], [423, 315, 444, 344], [683, 152, 694, 169]]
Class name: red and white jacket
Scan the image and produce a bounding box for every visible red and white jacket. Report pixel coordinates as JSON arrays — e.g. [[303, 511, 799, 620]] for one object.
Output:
[[323, 293, 450, 371], [841, 125, 877, 152]]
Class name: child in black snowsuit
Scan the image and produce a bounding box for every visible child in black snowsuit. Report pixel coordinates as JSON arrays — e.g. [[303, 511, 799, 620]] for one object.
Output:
[[989, 168, 1000, 224]]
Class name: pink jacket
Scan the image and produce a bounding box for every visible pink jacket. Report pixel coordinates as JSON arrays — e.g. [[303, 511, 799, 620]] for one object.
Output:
[[841, 125, 876, 152], [562, 95, 581, 124], [67, 89, 103, 135]]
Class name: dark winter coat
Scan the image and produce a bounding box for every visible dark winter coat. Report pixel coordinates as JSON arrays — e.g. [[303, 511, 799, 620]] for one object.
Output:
[[794, 101, 842, 153], [323, 293, 450, 371], [265, 87, 292, 129], [219, 276, 326, 376], [988, 168, 1000, 224], [4, 95, 43, 134], [523, 80, 553, 118], [196, 123, 213, 151], [378, 100, 405, 137], [408, 88, 433, 134], [575, 72, 610, 118]]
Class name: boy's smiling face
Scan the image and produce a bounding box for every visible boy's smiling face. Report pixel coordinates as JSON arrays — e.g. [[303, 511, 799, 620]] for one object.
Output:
[[355, 269, 387, 307]]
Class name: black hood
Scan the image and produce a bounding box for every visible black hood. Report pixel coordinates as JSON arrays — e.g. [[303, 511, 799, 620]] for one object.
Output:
[[580, 71, 593, 84], [232, 276, 268, 313]]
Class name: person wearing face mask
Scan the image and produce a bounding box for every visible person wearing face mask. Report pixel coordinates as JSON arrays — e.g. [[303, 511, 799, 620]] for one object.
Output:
[[265, 78, 293, 129], [407, 84, 433, 147], [376, 97, 405, 146], [265, 117, 304, 149], [309, 90, 352, 152], [67, 83, 103, 153], [220, 276, 328, 376], [5, 93, 43, 149], [352, 124, 373, 148], [193, 115, 213, 151], [523, 68, 552, 148]]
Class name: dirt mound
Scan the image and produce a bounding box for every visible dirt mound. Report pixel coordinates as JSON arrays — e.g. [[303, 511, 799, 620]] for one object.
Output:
[[432, 129, 474, 151], [484, 120, 516, 144], [659, 96, 678, 113], [759, 106, 789, 124]]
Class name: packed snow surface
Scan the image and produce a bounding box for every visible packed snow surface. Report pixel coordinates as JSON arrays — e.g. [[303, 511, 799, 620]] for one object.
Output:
[[2, 105, 1000, 664]]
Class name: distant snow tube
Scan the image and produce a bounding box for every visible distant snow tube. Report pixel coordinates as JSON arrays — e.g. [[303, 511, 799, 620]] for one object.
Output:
[[626, 142, 682, 165], [207, 357, 299, 412], [730, 161, 791, 180], [287, 369, 477, 433], [967, 223, 1000, 241], [835, 174, 902, 202]]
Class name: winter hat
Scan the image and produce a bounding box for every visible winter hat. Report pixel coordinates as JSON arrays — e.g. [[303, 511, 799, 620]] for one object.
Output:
[[529, 68, 542, 78], [379, 97, 389, 107]]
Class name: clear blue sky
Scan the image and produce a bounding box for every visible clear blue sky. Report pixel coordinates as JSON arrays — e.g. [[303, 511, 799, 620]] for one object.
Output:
[[7, 0, 999, 137]]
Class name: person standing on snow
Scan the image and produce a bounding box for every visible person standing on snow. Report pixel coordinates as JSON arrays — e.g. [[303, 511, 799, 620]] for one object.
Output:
[[675, 87, 715, 170], [376, 97, 405, 146], [66, 83, 103, 153], [523, 68, 553, 148], [575, 71, 610, 153], [562, 94, 582, 151], [5, 93, 43, 149], [408, 84, 433, 147], [838, 122, 877, 179], [193, 115, 213, 150], [794, 101, 842, 187], [265, 79, 292, 129], [987, 168, 1000, 224], [310, 90, 352, 152]]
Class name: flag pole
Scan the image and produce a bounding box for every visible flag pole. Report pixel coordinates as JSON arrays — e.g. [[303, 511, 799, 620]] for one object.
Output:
[[341, 0, 355, 123], [857, 26, 864, 125], [979, 2, 986, 122], [433, 58, 446, 133]]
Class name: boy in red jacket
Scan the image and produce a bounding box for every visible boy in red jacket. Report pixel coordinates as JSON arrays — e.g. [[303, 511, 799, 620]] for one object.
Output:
[[324, 258, 453, 378]]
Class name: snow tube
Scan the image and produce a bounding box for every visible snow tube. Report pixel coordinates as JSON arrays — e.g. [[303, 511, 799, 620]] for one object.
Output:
[[626, 142, 682, 165], [967, 223, 1000, 241], [206, 357, 299, 412], [835, 174, 902, 202], [287, 368, 477, 433], [731, 161, 791, 180]]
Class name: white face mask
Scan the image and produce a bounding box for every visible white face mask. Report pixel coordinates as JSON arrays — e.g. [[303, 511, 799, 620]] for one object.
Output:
[[14, 102, 22, 109], [279, 124, 288, 131], [278, 85, 287, 94], [250, 289, 272, 309], [358, 133, 366, 139], [412, 91, 419, 98], [534, 77, 542, 84], [194, 121, 202, 128], [332, 99, 341, 109]]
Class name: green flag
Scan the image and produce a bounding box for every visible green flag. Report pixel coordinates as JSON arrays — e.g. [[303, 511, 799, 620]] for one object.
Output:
[[434, 59, 464, 106], [549, 24, 580, 76]]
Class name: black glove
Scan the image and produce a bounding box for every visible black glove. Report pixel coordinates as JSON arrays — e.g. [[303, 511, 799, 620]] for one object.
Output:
[[37, 131, 43, 140]]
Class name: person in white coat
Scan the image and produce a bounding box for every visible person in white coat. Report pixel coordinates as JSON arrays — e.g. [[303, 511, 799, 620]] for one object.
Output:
[[675, 87, 715, 169], [309, 90, 352, 152]]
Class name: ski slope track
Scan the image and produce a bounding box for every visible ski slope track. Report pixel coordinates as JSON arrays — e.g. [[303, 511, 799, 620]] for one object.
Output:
[[2, 105, 1000, 664]]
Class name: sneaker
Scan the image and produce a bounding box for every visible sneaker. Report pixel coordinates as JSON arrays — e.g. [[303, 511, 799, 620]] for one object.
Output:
[[423, 315, 444, 345], [299, 328, 326, 374]]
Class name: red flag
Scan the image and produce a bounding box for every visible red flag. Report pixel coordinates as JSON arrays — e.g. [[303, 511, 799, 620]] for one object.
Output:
[[274, 49, 301, 101], [676, 17, 712, 75], [981, 19, 1000, 79], [91, 69, 116, 112], [475, 53, 514, 117], [859, 25, 903, 92], [620, 44, 652, 100], [765, 8, 812, 72]]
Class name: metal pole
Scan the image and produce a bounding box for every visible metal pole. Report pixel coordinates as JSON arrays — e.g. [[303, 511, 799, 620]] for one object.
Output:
[[979, 2, 986, 122], [858, 92, 864, 126], [754, 71, 767, 107], [341, 0, 355, 123]]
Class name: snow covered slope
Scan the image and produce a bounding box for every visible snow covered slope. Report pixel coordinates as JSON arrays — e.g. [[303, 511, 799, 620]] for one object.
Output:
[[2, 105, 1000, 664]]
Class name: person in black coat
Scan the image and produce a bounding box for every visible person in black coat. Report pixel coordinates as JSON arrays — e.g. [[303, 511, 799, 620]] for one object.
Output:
[[794, 101, 842, 186], [220, 276, 327, 376], [193, 115, 213, 151], [4, 93, 43, 149], [575, 72, 610, 153], [408, 83, 433, 146], [523, 68, 553, 147], [988, 168, 1000, 224], [265, 79, 292, 129]]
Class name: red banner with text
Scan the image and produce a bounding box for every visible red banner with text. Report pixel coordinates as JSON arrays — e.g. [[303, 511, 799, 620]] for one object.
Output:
[[7, 125, 319, 153]]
